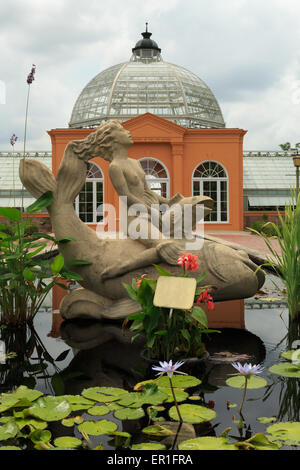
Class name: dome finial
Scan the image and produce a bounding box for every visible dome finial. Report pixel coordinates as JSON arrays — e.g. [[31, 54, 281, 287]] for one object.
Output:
[[145, 22, 148, 33]]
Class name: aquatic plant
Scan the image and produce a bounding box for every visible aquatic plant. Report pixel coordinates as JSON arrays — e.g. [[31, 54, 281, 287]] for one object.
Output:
[[123, 260, 218, 361], [249, 191, 300, 320]]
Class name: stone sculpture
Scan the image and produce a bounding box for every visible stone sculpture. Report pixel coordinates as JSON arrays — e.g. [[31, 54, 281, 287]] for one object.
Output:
[[19, 120, 265, 321]]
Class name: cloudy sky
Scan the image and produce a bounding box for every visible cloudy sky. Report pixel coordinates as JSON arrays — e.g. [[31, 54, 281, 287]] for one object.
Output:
[[1, 0, 300, 151]]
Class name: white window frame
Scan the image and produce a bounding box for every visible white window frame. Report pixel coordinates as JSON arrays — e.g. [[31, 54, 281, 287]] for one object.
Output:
[[139, 157, 170, 199], [192, 160, 229, 223], [75, 162, 104, 224]]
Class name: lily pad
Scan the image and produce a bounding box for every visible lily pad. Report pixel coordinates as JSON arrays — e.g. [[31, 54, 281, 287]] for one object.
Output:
[[114, 407, 145, 420], [280, 350, 300, 362], [158, 387, 188, 403], [63, 395, 95, 411], [179, 436, 238, 450], [142, 424, 174, 436], [236, 433, 279, 450], [0, 446, 21, 450], [155, 375, 201, 389], [2, 386, 43, 404], [117, 385, 168, 408], [257, 417, 277, 424], [78, 419, 118, 436], [131, 442, 166, 450], [61, 416, 84, 427], [30, 429, 51, 444], [226, 375, 267, 389], [54, 437, 82, 449], [267, 422, 300, 445], [88, 405, 110, 416], [81, 387, 128, 403], [169, 404, 216, 423], [269, 363, 300, 378], [26, 396, 71, 421], [15, 417, 48, 431], [0, 421, 19, 441]]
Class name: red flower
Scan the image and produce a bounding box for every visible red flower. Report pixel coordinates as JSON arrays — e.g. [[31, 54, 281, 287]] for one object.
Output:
[[136, 274, 147, 289], [208, 400, 215, 409], [196, 290, 215, 310], [177, 252, 199, 272]]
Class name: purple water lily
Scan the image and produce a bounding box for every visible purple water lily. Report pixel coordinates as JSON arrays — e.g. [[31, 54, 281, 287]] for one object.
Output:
[[27, 64, 36, 84], [152, 360, 185, 378], [10, 134, 18, 147], [231, 362, 264, 376]]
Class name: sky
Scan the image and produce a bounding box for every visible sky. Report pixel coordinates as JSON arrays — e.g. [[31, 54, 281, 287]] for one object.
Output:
[[1, 0, 300, 151]]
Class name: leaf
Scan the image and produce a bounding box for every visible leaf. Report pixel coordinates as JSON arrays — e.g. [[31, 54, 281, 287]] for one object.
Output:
[[81, 387, 128, 403], [236, 433, 280, 450], [54, 437, 82, 449], [55, 349, 70, 361], [30, 429, 52, 444], [26, 396, 71, 421], [51, 254, 65, 274], [131, 442, 166, 450], [51, 373, 65, 396], [61, 271, 83, 281], [66, 259, 93, 266], [155, 374, 201, 389], [0, 207, 22, 222], [117, 384, 168, 408], [88, 405, 110, 416], [78, 419, 117, 436], [257, 417, 277, 424], [280, 349, 300, 362], [269, 363, 300, 378], [61, 416, 84, 427], [226, 375, 267, 389], [190, 306, 208, 328], [0, 446, 21, 450], [56, 236, 76, 244], [179, 436, 238, 450], [114, 407, 145, 420], [153, 264, 172, 276], [62, 395, 95, 411], [169, 404, 216, 423], [142, 425, 174, 436], [267, 422, 300, 445], [23, 267, 36, 281], [26, 191, 53, 214], [0, 421, 19, 441]]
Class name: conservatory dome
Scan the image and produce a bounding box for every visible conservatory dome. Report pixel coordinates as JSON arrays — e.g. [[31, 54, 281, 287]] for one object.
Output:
[[69, 25, 225, 129]]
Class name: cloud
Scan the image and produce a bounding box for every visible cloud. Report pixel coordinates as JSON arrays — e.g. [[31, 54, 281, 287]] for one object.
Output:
[[0, 0, 300, 151]]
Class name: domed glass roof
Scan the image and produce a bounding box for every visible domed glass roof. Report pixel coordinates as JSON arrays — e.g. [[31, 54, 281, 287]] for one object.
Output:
[[69, 26, 225, 129]]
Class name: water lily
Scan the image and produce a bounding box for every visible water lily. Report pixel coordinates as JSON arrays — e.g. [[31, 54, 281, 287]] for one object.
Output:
[[231, 362, 264, 416], [231, 362, 264, 377], [152, 360, 185, 378]]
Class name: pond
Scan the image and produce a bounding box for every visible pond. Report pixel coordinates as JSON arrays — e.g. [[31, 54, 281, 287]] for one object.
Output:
[[0, 275, 299, 452]]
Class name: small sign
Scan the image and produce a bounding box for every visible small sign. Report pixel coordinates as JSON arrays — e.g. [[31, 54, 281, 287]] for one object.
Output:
[[153, 276, 197, 310]]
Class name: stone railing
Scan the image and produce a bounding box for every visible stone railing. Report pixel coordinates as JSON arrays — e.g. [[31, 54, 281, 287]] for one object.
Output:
[[0, 151, 52, 158]]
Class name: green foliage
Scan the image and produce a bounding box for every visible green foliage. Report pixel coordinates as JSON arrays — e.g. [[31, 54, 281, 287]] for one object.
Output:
[[0, 382, 300, 451], [123, 267, 215, 360], [0, 197, 91, 326], [248, 191, 300, 320]]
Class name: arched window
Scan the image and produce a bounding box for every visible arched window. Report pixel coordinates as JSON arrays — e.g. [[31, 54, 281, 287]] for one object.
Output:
[[192, 161, 228, 222], [139, 158, 170, 198], [75, 162, 104, 223]]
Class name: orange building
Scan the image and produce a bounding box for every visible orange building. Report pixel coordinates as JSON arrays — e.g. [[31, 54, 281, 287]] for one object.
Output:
[[49, 112, 246, 233]]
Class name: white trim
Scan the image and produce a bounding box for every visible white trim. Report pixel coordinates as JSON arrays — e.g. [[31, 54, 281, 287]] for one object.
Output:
[[75, 161, 104, 224], [192, 160, 229, 223], [139, 157, 170, 199]]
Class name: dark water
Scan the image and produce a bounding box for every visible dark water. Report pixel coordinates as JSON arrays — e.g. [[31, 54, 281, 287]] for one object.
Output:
[[1, 303, 299, 450]]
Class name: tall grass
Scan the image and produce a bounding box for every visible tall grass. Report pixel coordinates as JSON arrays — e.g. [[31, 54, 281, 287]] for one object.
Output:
[[250, 191, 300, 320]]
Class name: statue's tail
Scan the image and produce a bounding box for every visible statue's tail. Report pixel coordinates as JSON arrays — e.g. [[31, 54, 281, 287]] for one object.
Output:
[[19, 143, 87, 205]]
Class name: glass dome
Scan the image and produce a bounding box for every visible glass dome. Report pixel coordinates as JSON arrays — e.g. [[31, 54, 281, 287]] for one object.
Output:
[[69, 26, 225, 129]]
